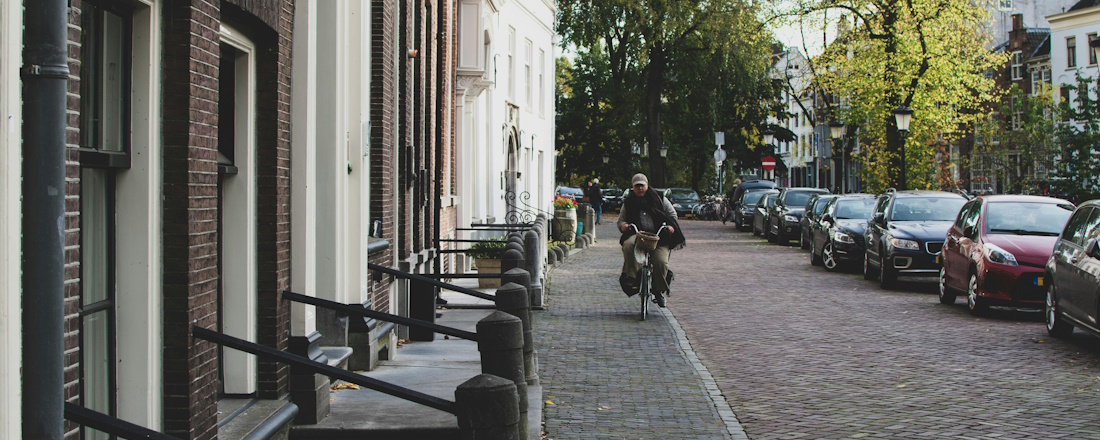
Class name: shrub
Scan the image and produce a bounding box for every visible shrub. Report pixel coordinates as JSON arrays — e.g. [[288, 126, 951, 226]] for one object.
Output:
[[467, 238, 506, 260]]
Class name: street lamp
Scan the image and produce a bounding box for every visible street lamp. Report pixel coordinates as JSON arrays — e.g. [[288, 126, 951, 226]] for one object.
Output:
[[659, 146, 669, 158], [602, 154, 610, 164], [762, 127, 774, 147], [893, 105, 914, 190], [829, 120, 845, 193]]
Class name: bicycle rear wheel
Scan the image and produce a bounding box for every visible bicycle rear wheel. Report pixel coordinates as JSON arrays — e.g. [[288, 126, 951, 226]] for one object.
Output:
[[639, 267, 650, 320]]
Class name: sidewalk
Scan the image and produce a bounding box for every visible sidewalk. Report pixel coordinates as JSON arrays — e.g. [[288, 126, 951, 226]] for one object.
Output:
[[535, 221, 747, 439]]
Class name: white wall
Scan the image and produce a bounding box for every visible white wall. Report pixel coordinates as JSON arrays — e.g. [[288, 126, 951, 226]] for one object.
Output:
[[1048, 6, 1100, 111], [0, 0, 22, 436]]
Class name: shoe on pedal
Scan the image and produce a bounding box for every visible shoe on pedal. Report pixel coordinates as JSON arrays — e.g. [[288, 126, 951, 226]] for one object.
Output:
[[653, 292, 666, 307]]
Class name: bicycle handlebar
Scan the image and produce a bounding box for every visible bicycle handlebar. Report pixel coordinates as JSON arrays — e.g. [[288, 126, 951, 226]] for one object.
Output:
[[628, 223, 669, 237]]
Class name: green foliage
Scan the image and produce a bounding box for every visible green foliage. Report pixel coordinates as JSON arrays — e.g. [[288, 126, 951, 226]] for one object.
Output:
[[467, 238, 506, 260], [1052, 75, 1100, 203]]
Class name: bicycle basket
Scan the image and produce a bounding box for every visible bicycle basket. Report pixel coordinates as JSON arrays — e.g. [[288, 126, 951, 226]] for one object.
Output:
[[635, 231, 660, 252]]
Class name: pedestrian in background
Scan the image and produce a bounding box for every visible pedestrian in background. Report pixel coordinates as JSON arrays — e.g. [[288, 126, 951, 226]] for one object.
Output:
[[589, 178, 604, 224]]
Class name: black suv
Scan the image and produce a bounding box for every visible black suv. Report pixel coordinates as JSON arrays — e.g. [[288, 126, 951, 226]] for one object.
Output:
[[767, 187, 830, 245], [863, 189, 968, 288]]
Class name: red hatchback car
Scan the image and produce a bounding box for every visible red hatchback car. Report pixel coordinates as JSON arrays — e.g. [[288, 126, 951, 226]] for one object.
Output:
[[939, 195, 1075, 315]]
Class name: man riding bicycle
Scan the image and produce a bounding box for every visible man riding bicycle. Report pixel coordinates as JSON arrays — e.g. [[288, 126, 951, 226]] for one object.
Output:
[[617, 173, 686, 307]]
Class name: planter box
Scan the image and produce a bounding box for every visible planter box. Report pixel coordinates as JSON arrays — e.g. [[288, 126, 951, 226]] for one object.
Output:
[[474, 258, 502, 288], [552, 208, 578, 242]]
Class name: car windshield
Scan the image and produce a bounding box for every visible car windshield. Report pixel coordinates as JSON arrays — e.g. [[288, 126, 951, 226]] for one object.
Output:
[[890, 197, 966, 221], [743, 191, 769, 205], [560, 187, 582, 196], [835, 199, 876, 219], [604, 188, 623, 197], [783, 191, 817, 207], [812, 197, 832, 215], [985, 201, 1074, 236], [669, 189, 699, 201]]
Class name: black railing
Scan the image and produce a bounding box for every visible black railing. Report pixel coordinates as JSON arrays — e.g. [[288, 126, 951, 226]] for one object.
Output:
[[282, 291, 476, 340], [192, 327, 457, 414], [367, 263, 496, 302], [505, 190, 548, 224], [64, 402, 179, 440]]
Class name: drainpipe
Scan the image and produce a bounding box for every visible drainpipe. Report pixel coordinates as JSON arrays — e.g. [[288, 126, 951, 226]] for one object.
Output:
[[434, 4, 444, 278], [21, 0, 69, 438]]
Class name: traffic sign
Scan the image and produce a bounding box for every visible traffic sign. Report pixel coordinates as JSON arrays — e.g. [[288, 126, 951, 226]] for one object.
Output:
[[713, 148, 727, 163], [761, 155, 776, 171]]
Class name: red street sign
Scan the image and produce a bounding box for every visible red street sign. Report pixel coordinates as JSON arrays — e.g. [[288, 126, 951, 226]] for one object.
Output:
[[761, 156, 776, 171]]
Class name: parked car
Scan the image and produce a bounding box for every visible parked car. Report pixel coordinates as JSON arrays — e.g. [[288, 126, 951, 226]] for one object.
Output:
[[767, 187, 830, 245], [810, 194, 877, 271], [752, 192, 779, 237], [736, 189, 777, 232], [668, 188, 702, 218], [1045, 199, 1100, 337], [800, 194, 838, 250], [603, 187, 625, 211], [556, 186, 585, 204], [731, 179, 777, 208], [939, 195, 1074, 315], [863, 189, 968, 288]]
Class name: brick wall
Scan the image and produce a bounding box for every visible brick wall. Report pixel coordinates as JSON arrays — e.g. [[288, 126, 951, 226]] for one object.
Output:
[[64, 5, 83, 439], [370, 0, 396, 312]]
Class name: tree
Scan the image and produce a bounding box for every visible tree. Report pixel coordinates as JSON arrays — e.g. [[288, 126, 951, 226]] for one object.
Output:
[[557, 0, 774, 188], [770, 0, 1005, 193], [970, 84, 1060, 195], [1051, 76, 1100, 204]]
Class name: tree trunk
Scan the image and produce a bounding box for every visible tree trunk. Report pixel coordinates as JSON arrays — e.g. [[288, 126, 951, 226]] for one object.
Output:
[[646, 44, 667, 186]]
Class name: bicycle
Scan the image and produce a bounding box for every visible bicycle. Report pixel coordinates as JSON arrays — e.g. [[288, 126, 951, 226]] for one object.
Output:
[[629, 223, 669, 320]]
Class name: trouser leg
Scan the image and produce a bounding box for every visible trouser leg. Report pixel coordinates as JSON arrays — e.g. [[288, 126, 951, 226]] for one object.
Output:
[[651, 246, 671, 293]]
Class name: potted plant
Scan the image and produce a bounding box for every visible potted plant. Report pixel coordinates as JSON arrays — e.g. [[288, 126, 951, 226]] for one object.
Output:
[[468, 238, 506, 288], [552, 195, 578, 242]]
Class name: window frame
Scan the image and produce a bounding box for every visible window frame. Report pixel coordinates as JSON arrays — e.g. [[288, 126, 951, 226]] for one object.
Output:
[[1067, 36, 1077, 68]]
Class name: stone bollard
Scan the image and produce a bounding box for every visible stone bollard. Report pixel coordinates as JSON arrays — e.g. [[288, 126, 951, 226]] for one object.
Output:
[[557, 243, 570, 259], [575, 237, 587, 249], [584, 206, 595, 241], [477, 311, 528, 439], [501, 248, 524, 274], [455, 374, 521, 440], [497, 275, 538, 385], [505, 240, 524, 257], [523, 230, 544, 309]]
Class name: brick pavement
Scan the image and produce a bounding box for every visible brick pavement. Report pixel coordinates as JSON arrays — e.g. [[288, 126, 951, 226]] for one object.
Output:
[[536, 221, 745, 439], [667, 219, 1100, 439]]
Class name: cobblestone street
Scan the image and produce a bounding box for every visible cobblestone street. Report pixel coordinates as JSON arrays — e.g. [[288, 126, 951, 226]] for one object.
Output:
[[539, 218, 1100, 439]]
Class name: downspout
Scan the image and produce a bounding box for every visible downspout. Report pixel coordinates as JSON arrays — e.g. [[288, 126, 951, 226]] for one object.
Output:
[[434, 3, 443, 277], [21, 0, 69, 438]]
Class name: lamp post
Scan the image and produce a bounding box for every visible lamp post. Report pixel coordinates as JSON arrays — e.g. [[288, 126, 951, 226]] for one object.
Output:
[[893, 106, 913, 190], [714, 132, 726, 193], [659, 146, 669, 187], [762, 127, 774, 180], [829, 120, 845, 193]]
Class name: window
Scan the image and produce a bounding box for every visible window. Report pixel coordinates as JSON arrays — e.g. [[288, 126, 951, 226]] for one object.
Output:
[[1060, 87, 1072, 121], [1011, 51, 1022, 80], [524, 39, 532, 110], [1011, 94, 1022, 130], [1067, 36, 1077, 68], [538, 49, 545, 117], [1063, 207, 1096, 246], [1090, 33, 1098, 65], [78, 1, 133, 438], [507, 27, 515, 101]]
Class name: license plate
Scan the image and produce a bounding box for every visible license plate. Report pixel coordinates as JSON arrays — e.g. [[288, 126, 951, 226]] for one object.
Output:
[[1035, 276, 1044, 287], [933, 255, 941, 265]]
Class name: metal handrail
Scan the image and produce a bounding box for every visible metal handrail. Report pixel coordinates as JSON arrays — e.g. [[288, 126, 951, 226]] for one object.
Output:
[[367, 263, 497, 302], [65, 402, 180, 440], [282, 291, 476, 340], [192, 327, 456, 414]]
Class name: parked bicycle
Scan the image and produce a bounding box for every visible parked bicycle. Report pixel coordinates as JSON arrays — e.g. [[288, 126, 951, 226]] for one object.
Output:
[[629, 223, 669, 320]]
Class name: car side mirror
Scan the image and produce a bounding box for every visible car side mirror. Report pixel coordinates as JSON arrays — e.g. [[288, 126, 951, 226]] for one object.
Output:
[[962, 225, 975, 238], [873, 212, 885, 225], [1086, 238, 1100, 259], [822, 214, 834, 223]]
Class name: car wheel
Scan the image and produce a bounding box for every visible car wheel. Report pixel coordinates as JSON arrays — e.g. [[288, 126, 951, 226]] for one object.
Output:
[[863, 251, 877, 281], [767, 225, 777, 242], [776, 226, 787, 245], [800, 231, 810, 250], [966, 272, 987, 316], [810, 239, 822, 266], [938, 267, 957, 305], [1046, 284, 1073, 338], [753, 221, 761, 236], [822, 242, 838, 271], [878, 252, 896, 289]]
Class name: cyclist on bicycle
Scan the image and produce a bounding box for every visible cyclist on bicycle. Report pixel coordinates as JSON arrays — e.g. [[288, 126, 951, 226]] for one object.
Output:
[[617, 173, 686, 307]]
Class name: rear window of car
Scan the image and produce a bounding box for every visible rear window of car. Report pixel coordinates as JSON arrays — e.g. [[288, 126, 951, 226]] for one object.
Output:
[[985, 201, 1074, 236], [743, 191, 768, 205], [835, 198, 876, 219], [890, 197, 966, 222], [783, 191, 818, 207], [669, 189, 699, 201]]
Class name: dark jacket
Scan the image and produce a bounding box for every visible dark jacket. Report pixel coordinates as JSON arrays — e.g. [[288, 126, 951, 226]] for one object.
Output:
[[587, 184, 603, 206], [618, 189, 686, 250]]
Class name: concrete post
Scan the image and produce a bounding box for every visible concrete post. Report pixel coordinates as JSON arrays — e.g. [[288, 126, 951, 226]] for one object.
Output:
[[455, 374, 521, 440], [477, 311, 528, 439], [409, 278, 437, 341], [584, 206, 595, 241], [501, 248, 525, 274], [496, 277, 538, 385], [523, 230, 544, 309]]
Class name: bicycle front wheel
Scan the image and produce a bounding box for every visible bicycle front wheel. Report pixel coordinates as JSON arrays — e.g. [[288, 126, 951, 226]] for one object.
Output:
[[639, 268, 650, 320]]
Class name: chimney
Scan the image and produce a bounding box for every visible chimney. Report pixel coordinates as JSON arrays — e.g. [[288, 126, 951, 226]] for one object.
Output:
[[1012, 13, 1023, 31]]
